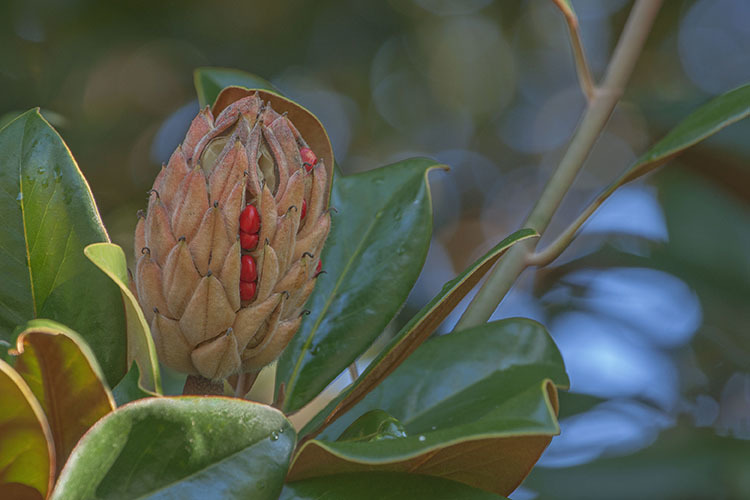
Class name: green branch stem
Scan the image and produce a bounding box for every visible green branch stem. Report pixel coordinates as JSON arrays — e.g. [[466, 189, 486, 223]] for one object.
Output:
[[553, 0, 596, 100], [455, 0, 663, 330], [526, 183, 615, 268]]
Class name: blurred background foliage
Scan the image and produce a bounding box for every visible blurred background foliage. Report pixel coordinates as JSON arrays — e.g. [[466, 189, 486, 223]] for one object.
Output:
[[1, 1, 749, 498]]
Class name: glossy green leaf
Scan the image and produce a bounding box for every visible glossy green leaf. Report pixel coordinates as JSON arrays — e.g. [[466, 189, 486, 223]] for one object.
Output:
[[301, 228, 538, 437], [159, 363, 188, 396], [0, 109, 127, 386], [277, 159, 445, 413], [281, 472, 508, 500], [84, 242, 161, 393], [0, 359, 54, 499], [111, 362, 158, 406], [12, 319, 116, 476], [194, 67, 278, 108], [604, 84, 750, 199], [289, 319, 568, 497], [336, 409, 408, 443], [51, 397, 296, 500]]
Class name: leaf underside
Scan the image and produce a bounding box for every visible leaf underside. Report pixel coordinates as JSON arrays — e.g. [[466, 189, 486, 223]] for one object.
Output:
[[290, 319, 569, 497]]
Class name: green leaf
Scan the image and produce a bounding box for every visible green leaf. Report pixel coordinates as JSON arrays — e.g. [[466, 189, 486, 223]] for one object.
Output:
[[84, 242, 161, 393], [159, 363, 188, 396], [111, 362, 158, 406], [51, 397, 296, 500], [301, 228, 538, 437], [11, 319, 116, 476], [289, 319, 568, 497], [194, 67, 278, 108], [607, 83, 750, 196], [0, 109, 127, 386], [281, 472, 508, 500], [336, 409, 407, 443], [0, 359, 54, 499], [277, 158, 445, 413]]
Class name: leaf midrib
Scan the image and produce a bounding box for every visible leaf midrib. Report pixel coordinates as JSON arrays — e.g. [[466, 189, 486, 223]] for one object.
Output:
[[19, 116, 37, 317]]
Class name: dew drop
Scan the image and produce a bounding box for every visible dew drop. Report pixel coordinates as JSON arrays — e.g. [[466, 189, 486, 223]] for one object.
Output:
[[278, 427, 284, 434], [16, 192, 23, 202], [311, 345, 321, 355], [430, 425, 437, 430], [418, 435, 426, 442], [270, 431, 279, 441]]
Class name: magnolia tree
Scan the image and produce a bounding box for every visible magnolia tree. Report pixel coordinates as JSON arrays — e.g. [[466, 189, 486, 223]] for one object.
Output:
[[1, 1, 749, 499]]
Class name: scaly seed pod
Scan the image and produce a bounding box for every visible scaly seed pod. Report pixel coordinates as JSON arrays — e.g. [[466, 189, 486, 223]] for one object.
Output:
[[133, 88, 333, 388]]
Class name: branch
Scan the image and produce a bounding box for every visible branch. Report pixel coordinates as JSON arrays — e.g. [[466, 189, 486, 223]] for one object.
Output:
[[525, 187, 609, 268], [348, 362, 359, 382], [455, 0, 663, 330], [552, 0, 596, 100]]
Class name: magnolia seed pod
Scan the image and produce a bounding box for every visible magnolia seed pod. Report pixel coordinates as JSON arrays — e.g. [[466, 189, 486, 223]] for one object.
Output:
[[133, 88, 333, 381]]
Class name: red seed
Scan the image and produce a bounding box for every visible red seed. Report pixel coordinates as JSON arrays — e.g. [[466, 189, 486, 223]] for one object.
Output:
[[240, 231, 259, 250], [240, 204, 260, 234], [300, 147, 317, 172], [315, 260, 322, 274], [240, 255, 258, 282], [240, 281, 257, 301], [300, 199, 307, 219]]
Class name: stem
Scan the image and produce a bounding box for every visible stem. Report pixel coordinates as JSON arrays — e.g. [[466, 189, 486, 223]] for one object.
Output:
[[553, 0, 596, 100], [233, 371, 259, 398], [183, 374, 225, 396], [273, 382, 286, 410], [455, 0, 662, 330], [527, 180, 619, 268], [348, 362, 359, 382]]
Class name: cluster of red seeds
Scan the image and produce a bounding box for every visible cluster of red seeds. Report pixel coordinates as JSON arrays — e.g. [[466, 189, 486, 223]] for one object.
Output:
[[239, 204, 260, 301], [238, 146, 324, 302]]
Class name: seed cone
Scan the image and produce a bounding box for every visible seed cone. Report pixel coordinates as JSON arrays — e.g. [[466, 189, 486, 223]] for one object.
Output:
[[134, 89, 332, 382]]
